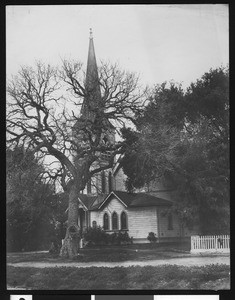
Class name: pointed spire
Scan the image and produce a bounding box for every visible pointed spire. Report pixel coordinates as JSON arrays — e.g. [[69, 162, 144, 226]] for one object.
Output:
[[81, 29, 101, 120], [86, 28, 99, 87]]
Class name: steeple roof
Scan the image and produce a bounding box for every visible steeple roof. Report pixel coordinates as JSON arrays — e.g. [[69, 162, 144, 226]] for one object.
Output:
[[81, 29, 102, 120]]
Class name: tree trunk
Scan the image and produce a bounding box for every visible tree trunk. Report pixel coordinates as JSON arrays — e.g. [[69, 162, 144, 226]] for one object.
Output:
[[60, 183, 80, 258]]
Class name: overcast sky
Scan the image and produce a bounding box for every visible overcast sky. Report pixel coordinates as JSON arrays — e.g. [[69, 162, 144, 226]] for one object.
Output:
[[6, 4, 228, 89]]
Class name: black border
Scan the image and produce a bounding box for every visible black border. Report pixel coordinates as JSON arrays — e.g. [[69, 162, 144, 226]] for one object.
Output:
[[2, 1, 233, 299]]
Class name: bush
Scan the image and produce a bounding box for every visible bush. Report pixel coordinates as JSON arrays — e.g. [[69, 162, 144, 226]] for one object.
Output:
[[106, 231, 132, 245], [49, 237, 61, 254], [147, 232, 157, 243], [83, 226, 108, 245], [118, 231, 132, 245], [83, 227, 132, 246]]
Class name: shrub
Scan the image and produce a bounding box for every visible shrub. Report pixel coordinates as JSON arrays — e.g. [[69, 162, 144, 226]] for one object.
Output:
[[83, 227, 132, 246], [118, 231, 132, 245], [108, 231, 132, 245], [147, 232, 157, 243], [83, 226, 108, 245]]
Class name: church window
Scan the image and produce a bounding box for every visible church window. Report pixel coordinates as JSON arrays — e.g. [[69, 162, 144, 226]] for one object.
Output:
[[101, 171, 106, 193], [112, 212, 118, 230], [108, 171, 113, 192], [168, 213, 173, 230], [87, 179, 91, 193], [121, 211, 128, 230], [103, 213, 109, 230]]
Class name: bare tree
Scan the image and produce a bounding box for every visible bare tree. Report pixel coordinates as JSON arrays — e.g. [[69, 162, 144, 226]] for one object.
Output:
[[6, 60, 147, 258]]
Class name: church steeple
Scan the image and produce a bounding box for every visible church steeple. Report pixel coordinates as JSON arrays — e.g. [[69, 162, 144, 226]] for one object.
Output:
[[81, 28, 101, 120]]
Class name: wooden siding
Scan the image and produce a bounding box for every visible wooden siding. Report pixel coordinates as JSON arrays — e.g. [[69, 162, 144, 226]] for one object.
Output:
[[158, 207, 200, 238], [90, 210, 100, 227], [91, 195, 159, 240], [128, 207, 158, 239], [88, 196, 200, 241], [90, 196, 127, 230], [157, 208, 181, 238]]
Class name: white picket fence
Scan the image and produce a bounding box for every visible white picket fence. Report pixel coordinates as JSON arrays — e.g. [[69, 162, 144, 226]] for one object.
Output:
[[191, 235, 230, 253]]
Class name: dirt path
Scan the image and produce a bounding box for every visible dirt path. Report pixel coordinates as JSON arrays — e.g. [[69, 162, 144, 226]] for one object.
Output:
[[8, 255, 230, 268]]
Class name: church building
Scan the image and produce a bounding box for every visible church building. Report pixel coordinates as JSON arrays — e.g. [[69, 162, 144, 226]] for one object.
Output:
[[75, 30, 199, 243]]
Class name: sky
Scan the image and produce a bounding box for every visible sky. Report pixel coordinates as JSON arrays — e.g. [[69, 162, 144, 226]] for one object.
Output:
[[6, 4, 228, 89]]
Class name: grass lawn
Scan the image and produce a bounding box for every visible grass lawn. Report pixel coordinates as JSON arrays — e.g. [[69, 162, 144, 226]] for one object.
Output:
[[7, 264, 230, 290], [7, 242, 191, 264]]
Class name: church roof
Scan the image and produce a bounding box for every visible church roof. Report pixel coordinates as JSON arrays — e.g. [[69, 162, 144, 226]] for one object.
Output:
[[77, 190, 174, 211], [77, 193, 108, 210], [113, 191, 174, 208]]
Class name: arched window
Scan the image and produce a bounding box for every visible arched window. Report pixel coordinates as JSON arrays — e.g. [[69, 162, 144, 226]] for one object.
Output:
[[112, 212, 118, 230], [108, 171, 113, 193], [168, 213, 173, 230], [121, 211, 128, 230], [92, 220, 97, 228], [87, 179, 91, 194], [101, 171, 106, 193], [103, 213, 109, 230]]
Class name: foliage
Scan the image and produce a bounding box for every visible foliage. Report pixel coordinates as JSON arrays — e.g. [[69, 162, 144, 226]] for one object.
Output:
[[6, 146, 56, 251], [7, 264, 230, 289], [121, 67, 229, 234], [121, 82, 185, 192], [121, 128, 156, 192], [83, 227, 132, 246], [83, 226, 108, 245], [108, 231, 132, 245], [49, 240, 61, 254], [147, 232, 157, 243], [48, 192, 68, 241]]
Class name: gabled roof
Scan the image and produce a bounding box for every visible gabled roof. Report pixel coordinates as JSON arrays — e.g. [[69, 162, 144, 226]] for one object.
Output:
[[89, 193, 109, 210], [98, 190, 173, 210], [77, 193, 108, 210], [77, 194, 97, 210], [77, 190, 173, 212]]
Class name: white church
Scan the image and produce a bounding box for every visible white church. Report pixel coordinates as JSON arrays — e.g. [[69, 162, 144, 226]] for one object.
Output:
[[74, 31, 199, 244]]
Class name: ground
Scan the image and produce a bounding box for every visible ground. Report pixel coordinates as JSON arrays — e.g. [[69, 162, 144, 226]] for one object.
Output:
[[7, 243, 230, 290], [7, 255, 230, 268]]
